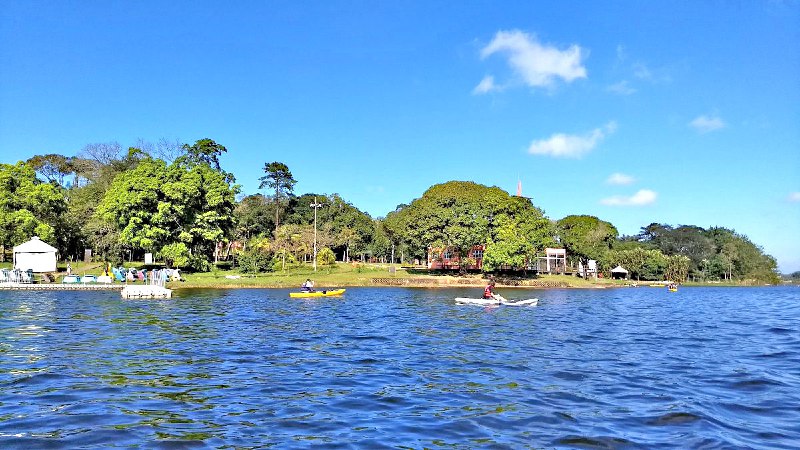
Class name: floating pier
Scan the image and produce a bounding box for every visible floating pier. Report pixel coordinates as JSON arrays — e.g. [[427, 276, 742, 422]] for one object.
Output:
[[120, 285, 172, 299], [0, 283, 124, 291]]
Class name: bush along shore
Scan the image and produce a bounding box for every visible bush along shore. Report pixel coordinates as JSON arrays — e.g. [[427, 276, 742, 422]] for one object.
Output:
[[4, 260, 764, 290]]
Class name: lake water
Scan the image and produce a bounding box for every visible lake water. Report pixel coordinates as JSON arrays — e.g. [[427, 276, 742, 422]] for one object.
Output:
[[1, 286, 799, 449]]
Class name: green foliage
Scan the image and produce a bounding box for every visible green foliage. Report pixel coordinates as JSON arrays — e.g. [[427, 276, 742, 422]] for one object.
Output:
[[94, 151, 238, 267], [285, 193, 376, 262], [557, 215, 618, 267], [317, 247, 336, 266], [234, 194, 275, 241], [639, 224, 779, 284], [180, 138, 231, 179], [159, 242, 190, 268], [0, 162, 65, 251], [664, 254, 691, 283], [26, 153, 75, 185], [259, 161, 296, 230], [236, 249, 273, 274], [605, 247, 666, 281], [272, 252, 298, 271], [385, 181, 552, 272]]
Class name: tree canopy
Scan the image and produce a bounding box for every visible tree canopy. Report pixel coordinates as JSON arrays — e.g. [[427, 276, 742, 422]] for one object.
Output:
[[1, 143, 782, 283], [385, 181, 553, 272]]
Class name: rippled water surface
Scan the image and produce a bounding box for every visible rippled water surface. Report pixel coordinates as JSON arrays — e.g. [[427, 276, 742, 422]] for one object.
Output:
[[1, 286, 799, 448]]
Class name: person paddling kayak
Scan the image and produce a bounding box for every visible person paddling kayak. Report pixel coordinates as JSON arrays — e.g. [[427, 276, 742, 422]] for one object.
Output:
[[483, 281, 497, 299], [300, 278, 315, 292], [482, 280, 507, 302]]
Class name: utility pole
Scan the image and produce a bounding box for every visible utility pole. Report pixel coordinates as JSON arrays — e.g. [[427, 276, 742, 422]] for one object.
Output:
[[311, 197, 323, 271]]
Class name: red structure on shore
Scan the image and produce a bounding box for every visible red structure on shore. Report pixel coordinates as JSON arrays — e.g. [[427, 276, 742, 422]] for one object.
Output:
[[427, 245, 485, 271]]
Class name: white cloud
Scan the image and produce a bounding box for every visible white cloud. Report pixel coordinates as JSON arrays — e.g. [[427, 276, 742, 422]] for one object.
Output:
[[607, 80, 636, 95], [528, 121, 616, 158], [630, 61, 672, 84], [472, 75, 498, 94], [606, 172, 635, 185], [616, 45, 627, 63], [689, 114, 726, 133], [633, 62, 652, 80], [789, 192, 800, 202], [478, 29, 586, 92], [601, 189, 658, 206]]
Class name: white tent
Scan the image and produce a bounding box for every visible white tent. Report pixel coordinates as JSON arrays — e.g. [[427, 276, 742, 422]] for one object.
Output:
[[611, 265, 628, 279], [13, 237, 58, 272]]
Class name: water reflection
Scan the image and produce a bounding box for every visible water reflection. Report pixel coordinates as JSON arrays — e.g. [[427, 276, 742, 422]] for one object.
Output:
[[0, 287, 798, 448]]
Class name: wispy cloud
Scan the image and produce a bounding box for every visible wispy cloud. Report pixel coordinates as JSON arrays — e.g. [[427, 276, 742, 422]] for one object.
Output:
[[601, 189, 658, 206], [633, 62, 652, 80], [607, 80, 636, 95], [606, 172, 635, 185], [475, 29, 586, 93], [472, 75, 498, 95], [528, 122, 616, 158], [789, 192, 800, 202], [689, 114, 726, 133]]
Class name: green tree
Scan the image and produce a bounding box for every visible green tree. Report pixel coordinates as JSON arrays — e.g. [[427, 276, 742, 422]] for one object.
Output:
[[182, 138, 229, 175], [557, 215, 618, 275], [233, 194, 276, 244], [0, 162, 65, 260], [259, 162, 296, 232], [95, 150, 238, 268], [664, 254, 691, 283], [317, 247, 336, 266], [159, 242, 191, 268], [385, 181, 552, 273]]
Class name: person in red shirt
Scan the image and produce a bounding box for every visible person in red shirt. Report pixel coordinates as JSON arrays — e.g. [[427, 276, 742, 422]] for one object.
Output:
[[483, 280, 496, 299]]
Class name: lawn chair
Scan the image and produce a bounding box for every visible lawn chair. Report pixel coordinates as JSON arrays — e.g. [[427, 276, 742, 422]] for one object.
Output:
[[21, 269, 33, 283]]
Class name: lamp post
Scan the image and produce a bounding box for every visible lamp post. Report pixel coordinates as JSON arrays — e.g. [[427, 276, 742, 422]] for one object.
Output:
[[311, 197, 323, 271]]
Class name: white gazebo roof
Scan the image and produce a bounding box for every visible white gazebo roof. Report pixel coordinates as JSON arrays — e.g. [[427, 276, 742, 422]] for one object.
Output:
[[611, 265, 628, 273], [13, 236, 58, 253]]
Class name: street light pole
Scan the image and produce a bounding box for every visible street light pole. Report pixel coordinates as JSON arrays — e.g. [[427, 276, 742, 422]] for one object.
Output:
[[311, 197, 323, 271]]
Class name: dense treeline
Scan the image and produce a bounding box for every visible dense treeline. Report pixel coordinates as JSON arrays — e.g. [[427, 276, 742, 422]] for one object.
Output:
[[0, 139, 780, 284]]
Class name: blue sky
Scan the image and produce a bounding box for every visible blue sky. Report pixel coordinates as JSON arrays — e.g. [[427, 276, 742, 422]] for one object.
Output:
[[1, 1, 799, 272]]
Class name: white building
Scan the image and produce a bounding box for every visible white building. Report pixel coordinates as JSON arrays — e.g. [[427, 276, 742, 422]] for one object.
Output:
[[13, 237, 58, 272]]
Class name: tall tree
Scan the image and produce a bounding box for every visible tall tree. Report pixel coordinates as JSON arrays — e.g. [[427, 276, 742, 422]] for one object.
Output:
[[385, 181, 552, 273], [182, 138, 228, 173], [95, 153, 238, 268], [0, 162, 65, 260], [557, 215, 618, 276], [259, 162, 296, 233], [233, 194, 276, 244]]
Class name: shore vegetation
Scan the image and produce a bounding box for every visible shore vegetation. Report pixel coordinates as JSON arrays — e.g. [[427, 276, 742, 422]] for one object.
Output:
[[0, 139, 781, 285]]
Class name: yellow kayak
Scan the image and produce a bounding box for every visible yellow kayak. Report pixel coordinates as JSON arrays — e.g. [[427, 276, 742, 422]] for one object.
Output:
[[289, 289, 346, 298]]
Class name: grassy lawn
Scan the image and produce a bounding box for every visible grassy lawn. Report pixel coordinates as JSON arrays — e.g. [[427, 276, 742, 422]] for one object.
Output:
[[178, 262, 402, 289], [5, 259, 743, 289]]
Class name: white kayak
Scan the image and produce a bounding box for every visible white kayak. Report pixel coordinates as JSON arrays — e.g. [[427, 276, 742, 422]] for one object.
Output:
[[455, 297, 538, 307]]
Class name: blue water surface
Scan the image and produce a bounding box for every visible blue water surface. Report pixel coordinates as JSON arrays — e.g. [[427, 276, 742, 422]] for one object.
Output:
[[1, 286, 799, 449]]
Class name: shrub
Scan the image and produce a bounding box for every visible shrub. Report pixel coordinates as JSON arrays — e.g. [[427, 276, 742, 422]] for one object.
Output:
[[237, 250, 273, 274], [159, 243, 190, 268], [317, 247, 336, 266], [272, 252, 298, 271]]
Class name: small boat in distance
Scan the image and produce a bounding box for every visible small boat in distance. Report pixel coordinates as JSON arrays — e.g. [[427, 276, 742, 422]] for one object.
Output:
[[290, 289, 346, 298]]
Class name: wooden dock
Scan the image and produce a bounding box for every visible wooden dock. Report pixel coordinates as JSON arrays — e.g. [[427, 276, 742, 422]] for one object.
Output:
[[121, 285, 172, 299], [0, 283, 124, 291]]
